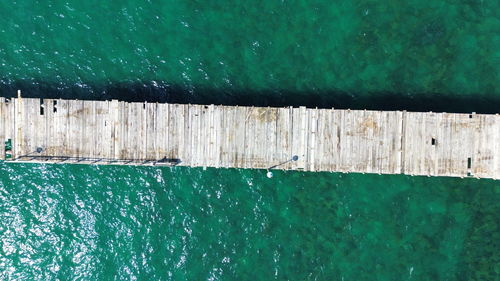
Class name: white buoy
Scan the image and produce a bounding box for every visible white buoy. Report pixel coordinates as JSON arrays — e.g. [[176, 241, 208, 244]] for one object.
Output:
[[266, 171, 273, 178]]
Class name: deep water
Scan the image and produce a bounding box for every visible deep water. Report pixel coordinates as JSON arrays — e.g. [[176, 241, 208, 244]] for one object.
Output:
[[1, 164, 499, 280], [0, 0, 499, 112], [0, 0, 499, 280]]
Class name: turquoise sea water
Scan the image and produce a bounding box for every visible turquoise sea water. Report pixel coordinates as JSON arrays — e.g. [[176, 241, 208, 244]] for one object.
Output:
[[0, 0, 499, 280], [1, 0, 499, 111], [1, 164, 498, 280]]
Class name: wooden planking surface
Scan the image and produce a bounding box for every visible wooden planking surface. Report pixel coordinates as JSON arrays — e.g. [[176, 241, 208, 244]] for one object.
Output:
[[0, 98, 4, 160], [0, 97, 498, 180]]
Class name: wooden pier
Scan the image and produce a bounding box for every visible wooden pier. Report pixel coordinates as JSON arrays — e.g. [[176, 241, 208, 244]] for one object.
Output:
[[0, 96, 498, 179]]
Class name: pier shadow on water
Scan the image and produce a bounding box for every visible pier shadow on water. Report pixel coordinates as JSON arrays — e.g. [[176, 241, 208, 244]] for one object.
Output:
[[1, 80, 499, 114]]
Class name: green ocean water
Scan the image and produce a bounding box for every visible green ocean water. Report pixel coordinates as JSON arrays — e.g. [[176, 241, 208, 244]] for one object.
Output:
[[1, 0, 499, 110], [1, 164, 498, 280], [0, 0, 499, 280]]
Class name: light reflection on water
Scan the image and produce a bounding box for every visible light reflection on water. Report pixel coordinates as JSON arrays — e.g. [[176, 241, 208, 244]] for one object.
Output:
[[1, 163, 497, 280]]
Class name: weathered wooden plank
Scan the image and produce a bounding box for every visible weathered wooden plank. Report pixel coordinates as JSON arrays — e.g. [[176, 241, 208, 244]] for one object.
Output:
[[144, 103, 156, 161], [243, 107, 253, 169], [22, 98, 36, 158], [0, 97, 4, 160], [213, 104, 221, 168], [57, 99, 69, 161], [110, 100, 119, 161], [252, 107, 268, 169], [211, 104, 219, 168], [274, 107, 289, 170], [338, 109, 349, 172], [77, 100, 91, 162], [139, 102, 147, 161], [117, 101, 126, 161], [171, 104, 181, 163], [13, 97, 24, 158], [219, 106, 228, 168], [200, 104, 210, 168], [128, 102, 138, 161], [471, 114, 498, 179], [325, 108, 339, 172], [155, 102, 165, 162], [190, 104, 200, 167], [307, 108, 317, 171], [66, 99, 79, 159], [128, 102, 139, 161], [4, 99, 15, 160], [290, 107, 302, 170], [235, 106, 247, 168], [182, 104, 191, 166], [37, 99, 46, 157], [315, 109, 325, 171], [166, 104, 175, 161], [43, 99, 54, 160]]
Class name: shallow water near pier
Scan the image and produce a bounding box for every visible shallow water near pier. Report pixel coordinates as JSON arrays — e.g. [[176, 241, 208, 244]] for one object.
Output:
[[0, 0, 499, 280]]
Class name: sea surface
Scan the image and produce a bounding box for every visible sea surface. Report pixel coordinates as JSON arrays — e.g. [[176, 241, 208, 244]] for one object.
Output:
[[0, 0, 499, 280]]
